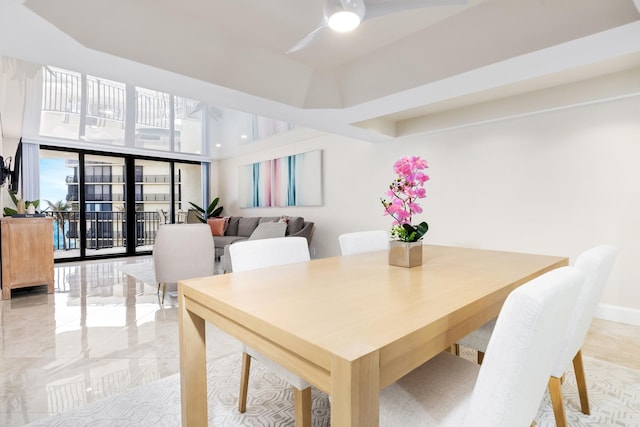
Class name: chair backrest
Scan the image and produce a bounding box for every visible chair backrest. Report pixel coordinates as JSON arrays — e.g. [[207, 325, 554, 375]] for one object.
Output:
[[338, 230, 388, 255], [153, 224, 215, 283], [463, 266, 584, 426], [229, 236, 310, 272], [551, 244, 618, 376]]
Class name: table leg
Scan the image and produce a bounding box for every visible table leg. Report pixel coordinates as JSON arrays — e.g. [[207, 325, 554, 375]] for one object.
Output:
[[179, 286, 207, 426], [331, 351, 380, 426]]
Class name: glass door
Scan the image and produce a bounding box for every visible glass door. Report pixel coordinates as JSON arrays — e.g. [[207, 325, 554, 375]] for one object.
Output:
[[41, 147, 203, 260], [39, 149, 81, 260], [174, 162, 202, 224], [84, 154, 127, 256], [133, 159, 171, 253]]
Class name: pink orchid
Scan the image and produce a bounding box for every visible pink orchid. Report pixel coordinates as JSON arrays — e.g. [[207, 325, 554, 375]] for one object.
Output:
[[381, 156, 430, 241]]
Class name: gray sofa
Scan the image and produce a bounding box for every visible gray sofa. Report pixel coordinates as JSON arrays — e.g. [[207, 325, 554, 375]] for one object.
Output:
[[213, 216, 314, 258]]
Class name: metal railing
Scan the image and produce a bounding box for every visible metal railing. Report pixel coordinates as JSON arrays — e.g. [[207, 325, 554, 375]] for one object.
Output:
[[45, 210, 164, 251], [43, 68, 174, 130], [65, 174, 181, 184]]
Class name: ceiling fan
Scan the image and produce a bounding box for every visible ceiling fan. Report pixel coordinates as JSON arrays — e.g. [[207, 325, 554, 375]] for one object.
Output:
[[287, 0, 469, 53]]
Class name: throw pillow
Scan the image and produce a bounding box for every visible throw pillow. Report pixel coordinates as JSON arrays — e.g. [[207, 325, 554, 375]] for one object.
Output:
[[207, 217, 228, 236], [248, 222, 287, 240]]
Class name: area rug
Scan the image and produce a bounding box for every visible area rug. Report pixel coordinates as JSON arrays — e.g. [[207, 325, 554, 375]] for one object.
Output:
[[535, 356, 640, 426], [26, 355, 639, 426]]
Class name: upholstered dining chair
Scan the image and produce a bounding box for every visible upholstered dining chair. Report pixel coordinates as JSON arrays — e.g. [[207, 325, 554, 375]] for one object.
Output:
[[380, 266, 585, 427], [152, 223, 215, 304], [455, 244, 618, 427], [220, 222, 288, 273], [338, 229, 389, 255], [229, 236, 312, 427]]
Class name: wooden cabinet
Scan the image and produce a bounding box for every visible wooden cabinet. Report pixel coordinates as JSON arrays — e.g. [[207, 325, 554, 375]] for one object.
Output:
[[1, 217, 54, 300]]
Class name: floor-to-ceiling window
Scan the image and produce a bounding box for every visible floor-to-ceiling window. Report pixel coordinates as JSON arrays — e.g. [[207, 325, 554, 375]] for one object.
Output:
[[40, 148, 201, 261], [39, 149, 80, 259], [32, 65, 209, 261], [132, 159, 170, 254], [84, 154, 126, 255]]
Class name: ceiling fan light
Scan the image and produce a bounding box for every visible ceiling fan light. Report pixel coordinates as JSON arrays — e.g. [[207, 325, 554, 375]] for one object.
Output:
[[328, 11, 361, 32]]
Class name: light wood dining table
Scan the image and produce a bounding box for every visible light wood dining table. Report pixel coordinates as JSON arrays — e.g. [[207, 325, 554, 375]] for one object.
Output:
[[178, 244, 568, 426]]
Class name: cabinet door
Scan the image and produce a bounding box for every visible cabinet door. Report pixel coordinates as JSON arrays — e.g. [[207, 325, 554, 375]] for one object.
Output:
[[2, 219, 54, 287]]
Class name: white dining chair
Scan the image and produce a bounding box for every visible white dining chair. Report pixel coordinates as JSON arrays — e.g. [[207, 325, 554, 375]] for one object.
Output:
[[455, 244, 618, 427], [380, 266, 585, 427], [220, 222, 288, 273], [229, 236, 312, 427], [338, 229, 388, 255], [152, 223, 215, 304]]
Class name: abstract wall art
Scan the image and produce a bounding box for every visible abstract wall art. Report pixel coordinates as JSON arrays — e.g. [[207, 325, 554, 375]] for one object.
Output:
[[238, 150, 322, 208]]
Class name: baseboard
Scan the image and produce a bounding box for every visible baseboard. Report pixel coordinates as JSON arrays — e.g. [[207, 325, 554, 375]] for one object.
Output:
[[595, 303, 640, 326]]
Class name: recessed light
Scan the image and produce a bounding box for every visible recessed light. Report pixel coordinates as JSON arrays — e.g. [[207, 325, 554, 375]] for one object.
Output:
[[215, 144, 222, 148], [240, 134, 248, 139]]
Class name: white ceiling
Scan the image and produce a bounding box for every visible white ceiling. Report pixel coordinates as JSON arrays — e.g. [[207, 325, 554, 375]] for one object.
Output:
[[1, 0, 640, 158]]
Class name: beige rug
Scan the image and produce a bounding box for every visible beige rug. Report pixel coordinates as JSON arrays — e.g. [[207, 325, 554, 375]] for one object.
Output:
[[25, 353, 640, 426]]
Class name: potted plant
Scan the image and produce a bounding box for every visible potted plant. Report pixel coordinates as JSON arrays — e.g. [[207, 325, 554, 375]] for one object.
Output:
[[3, 192, 40, 216], [188, 197, 224, 223], [381, 156, 430, 267]]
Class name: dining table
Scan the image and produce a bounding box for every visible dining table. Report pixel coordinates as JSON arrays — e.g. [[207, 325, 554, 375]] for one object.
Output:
[[178, 244, 568, 426]]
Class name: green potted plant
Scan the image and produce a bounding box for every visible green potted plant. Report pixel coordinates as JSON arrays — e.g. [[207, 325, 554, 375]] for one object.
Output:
[[3, 192, 40, 216], [188, 197, 224, 223]]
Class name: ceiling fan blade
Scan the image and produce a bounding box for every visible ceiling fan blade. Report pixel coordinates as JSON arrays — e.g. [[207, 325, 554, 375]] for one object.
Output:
[[287, 24, 328, 53], [364, 0, 468, 19]]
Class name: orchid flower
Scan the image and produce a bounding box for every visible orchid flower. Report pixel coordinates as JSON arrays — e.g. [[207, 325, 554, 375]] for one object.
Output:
[[381, 156, 430, 242]]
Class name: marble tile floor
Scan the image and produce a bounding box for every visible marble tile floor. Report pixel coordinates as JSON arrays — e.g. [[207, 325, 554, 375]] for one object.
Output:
[[1, 256, 639, 426], [0, 256, 241, 427]]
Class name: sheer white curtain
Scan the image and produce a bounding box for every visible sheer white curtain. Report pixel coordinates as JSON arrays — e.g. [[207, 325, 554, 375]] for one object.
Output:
[[20, 142, 40, 201]]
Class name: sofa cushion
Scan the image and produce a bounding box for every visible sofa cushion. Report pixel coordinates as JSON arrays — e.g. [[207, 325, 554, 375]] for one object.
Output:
[[237, 217, 260, 237], [207, 217, 228, 236], [225, 217, 240, 236], [287, 216, 305, 235]]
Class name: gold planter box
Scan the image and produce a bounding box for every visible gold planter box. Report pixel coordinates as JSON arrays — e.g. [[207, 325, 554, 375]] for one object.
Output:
[[388, 240, 423, 268]]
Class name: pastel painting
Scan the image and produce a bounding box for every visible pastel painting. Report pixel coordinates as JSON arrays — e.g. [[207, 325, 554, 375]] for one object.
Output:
[[239, 150, 322, 208]]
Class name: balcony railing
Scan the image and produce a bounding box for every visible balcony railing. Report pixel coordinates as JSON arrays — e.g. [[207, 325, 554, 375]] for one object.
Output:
[[65, 175, 181, 184], [43, 68, 175, 129], [44, 210, 164, 251]]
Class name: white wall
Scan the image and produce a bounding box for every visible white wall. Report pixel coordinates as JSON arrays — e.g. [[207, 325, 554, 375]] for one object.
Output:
[[216, 93, 640, 325]]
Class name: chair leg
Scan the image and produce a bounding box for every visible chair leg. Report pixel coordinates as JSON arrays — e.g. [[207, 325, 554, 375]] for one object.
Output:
[[573, 349, 591, 415], [293, 386, 312, 427], [238, 352, 251, 413], [445, 343, 460, 356], [548, 376, 568, 427], [157, 282, 166, 304], [477, 350, 485, 364]]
